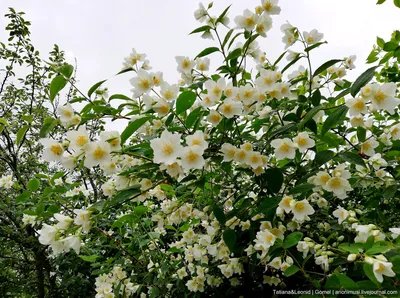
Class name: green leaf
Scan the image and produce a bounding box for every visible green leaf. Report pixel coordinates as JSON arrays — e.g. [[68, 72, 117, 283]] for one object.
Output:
[[334, 88, 351, 100], [50, 75, 67, 102], [36, 203, 45, 216], [216, 5, 231, 24], [273, 51, 287, 66], [377, 0, 386, 4], [315, 150, 335, 166], [189, 25, 212, 35], [264, 168, 283, 193], [313, 59, 342, 77], [0, 118, 9, 126], [16, 125, 29, 145], [27, 178, 40, 191], [377, 36, 385, 48], [226, 48, 242, 61], [222, 29, 234, 48], [299, 105, 322, 130], [311, 89, 321, 106], [284, 265, 300, 277], [351, 65, 379, 97], [383, 185, 397, 199], [283, 232, 303, 248], [88, 79, 107, 97], [395, 0, 400, 8], [282, 56, 302, 73], [338, 242, 364, 254], [391, 255, 400, 274], [289, 183, 314, 195], [326, 274, 358, 290], [320, 105, 348, 136], [39, 117, 58, 138], [304, 41, 327, 52], [186, 107, 203, 128], [195, 47, 220, 59], [338, 152, 366, 167], [213, 205, 226, 226], [363, 263, 380, 285], [134, 205, 148, 216], [357, 126, 367, 142], [79, 255, 99, 263], [58, 64, 74, 78], [223, 229, 236, 252], [175, 91, 197, 114], [15, 191, 31, 204], [257, 196, 281, 220], [120, 116, 151, 145], [366, 242, 390, 255], [109, 94, 132, 101], [383, 41, 398, 51]]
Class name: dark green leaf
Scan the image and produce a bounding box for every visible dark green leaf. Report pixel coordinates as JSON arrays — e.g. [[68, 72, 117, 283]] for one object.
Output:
[[175, 91, 197, 114], [320, 105, 348, 136], [223, 229, 236, 252], [395, 0, 400, 8], [289, 183, 314, 195], [222, 29, 234, 48], [50, 75, 67, 102], [134, 205, 148, 216], [189, 25, 212, 35], [109, 94, 132, 101], [88, 79, 107, 97], [334, 88, 351, 100], [15, 191, 31, 204], [213, 205, 226, 226], [27, 178, 40, 191], [383, 41, 398, 51], [313, 59, 342, 77], [16, 125, 29, 145], [338, 152, 365, 167], [357, 126, 367, 142], [283, 232, 303, 248], [363, 263, 380, 285], [226, 48, 242, 61], [383, 185, 397, 199], [376, 0, 386, 4], [216, 5, 231, 24], [377, 36, 385, 48], [58, 64, 74, 78], [273, 51, 287, 66], [282, 56, 302, 73], [257, 196, 281, 220], [120, 117, 151, 145], [304, 41, 327, 52], [39, 117, 58, 138], [351, 65, 379, 97], [265, 168, 283, 193], [195, 47, 220, 59], [186, 107, 203, 128], [315, 150, 334, 166], [299, 105, 322, 130], [284, 265, 300, 277]]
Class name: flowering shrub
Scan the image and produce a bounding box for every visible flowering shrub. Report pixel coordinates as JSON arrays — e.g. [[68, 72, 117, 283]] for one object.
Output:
[[2, 1, 400, 297]]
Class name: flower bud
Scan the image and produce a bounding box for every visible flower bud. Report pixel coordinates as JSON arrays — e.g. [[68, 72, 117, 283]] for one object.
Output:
[[348, 217, 358, 223], [338, 236, 344, 242], [347, 254, 357, 262], [364, 256, 375, 264], [314, 244, 322, 250]]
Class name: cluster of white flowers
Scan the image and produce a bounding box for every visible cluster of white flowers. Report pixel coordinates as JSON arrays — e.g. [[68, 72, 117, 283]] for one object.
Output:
[[220, 142, 268, 175], [0, 174, 14, 189], [308, 164, 353, 199], [150, 130, 208, 174], [277, 195, 315, 222], [38, 209, 91, 255], [22, 214, 38, 226], [271, 132, 315, 160], [95, 266, 139, 298], [57, 103, 81, 127]]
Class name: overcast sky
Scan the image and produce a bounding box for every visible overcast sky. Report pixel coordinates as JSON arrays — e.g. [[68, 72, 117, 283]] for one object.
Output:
[[1, 0, 399, 129]]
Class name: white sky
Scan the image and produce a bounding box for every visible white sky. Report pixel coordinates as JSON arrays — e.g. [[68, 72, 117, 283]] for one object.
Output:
[[1, 0, 399, 130]]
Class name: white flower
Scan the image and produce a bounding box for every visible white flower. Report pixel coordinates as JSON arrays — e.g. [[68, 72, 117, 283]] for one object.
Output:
[[333, 206, 349, 224], [205, 78, 225, 101], [389, 228, 400, 239], [207, 110, 222, 126], [293, 132, 315, 153], [176, 56, 195, 74], [255, 14, 273, 37], [38, 224, 57, 245], [224, 82, 238, 100], [389, 123, 400, 140], [40, 138, 64, 162], [282, 32, 296, 49], [360, 138, 379, 156], [194, 3, 207, 22], [130, 70, 153, 97], [150, 130, 184, 165], [123, 48, 146, 68], [261, 0, 281, 15], [74, 209, 91, 233], [325, 177, 353, 198], [354, 224, 375, 243], [220, 143, 237, 162], [297, 241, 310, 258], [100, 131, 121, 151], [150, 71, 163, 86], [57, 103, 74, 124], [254, 229, 276, 259], [22, 214, 37, 226], [291, 199, 315, 221], [181, 146, 205, 172], [218, 99, 242, 118], [54, 213, 73, 230], [196, 58, 210, 72], [303, 29, 324, 45], [234, 9, 258, 31], [373, 260, 396, 283], [186, 131, 208, 152], [245, 151, 264, 169], [268, 257, 282, 270], [344, 55, 357, 69], [336, 67, 347, 78], [152, 98, 170, 117], [369, 83, 399, 114], [255, 69, 277, 92], [346, 97, 368, 116], [160, 82, 179, 101], [369, 153, 387, 170], [84, 141, 112, 168], [66, 126, 89, 151], [279, 195, 294, 214], [315, 255, 329, 271], [61, 235, 81, 255], [271, 138, 297, 160]]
